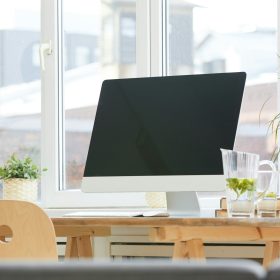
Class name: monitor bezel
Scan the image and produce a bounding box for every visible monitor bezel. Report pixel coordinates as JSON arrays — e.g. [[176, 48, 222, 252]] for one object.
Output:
[[82, 175, 225, 192], [81, 72, 246, 194]]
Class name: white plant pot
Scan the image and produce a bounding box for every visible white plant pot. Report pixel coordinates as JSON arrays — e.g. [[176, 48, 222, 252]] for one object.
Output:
[[145, 192, 167, 208], [2, 178, 38, 202]]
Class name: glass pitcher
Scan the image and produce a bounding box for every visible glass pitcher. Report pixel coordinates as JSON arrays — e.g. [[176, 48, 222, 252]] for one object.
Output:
[[220, 149, 276, 217]]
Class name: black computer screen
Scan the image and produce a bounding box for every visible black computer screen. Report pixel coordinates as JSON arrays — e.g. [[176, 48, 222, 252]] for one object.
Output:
[[84, 72, 246, 177]]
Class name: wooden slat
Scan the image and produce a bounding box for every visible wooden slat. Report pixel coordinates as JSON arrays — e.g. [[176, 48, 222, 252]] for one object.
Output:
[[55, 226, 110, 237], [51, 217, 280, 228], [260, 228, 280, 241], [152, 226, 260, 242]]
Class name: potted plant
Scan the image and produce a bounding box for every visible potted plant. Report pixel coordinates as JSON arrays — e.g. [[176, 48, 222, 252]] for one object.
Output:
[[0, 154, 46, 202]]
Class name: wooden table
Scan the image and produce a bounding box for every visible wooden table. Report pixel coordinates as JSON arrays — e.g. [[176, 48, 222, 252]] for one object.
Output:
[[52, 216, 280, 266]]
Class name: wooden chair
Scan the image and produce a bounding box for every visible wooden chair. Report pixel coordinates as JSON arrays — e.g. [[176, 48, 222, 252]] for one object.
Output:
[[0, 200, 58, 260]]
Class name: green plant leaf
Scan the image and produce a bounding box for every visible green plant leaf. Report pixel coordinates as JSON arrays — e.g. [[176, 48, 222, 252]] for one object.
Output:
[[0, 154, 47, 180], [226, 178, 256, 199]]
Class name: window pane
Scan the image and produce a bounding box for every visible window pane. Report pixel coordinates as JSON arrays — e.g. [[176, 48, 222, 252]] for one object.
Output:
[[63, 0, 136, 189], [0, 1, 41, 196], [168, 0, 277, 160]]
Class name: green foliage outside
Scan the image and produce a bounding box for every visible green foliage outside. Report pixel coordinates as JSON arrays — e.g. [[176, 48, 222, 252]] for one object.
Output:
[[226, 178, 256, 199], [0, 154, 47, 180]]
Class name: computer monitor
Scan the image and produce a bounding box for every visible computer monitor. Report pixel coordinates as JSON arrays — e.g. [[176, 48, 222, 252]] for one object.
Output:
[[82, 72, 246, 215]]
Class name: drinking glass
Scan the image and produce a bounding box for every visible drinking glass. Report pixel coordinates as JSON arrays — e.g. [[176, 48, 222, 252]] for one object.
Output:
[[256, 170, 278, 217], [221, 149, 276, 218]]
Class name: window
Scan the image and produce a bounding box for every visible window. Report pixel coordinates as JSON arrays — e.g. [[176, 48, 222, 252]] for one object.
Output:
[[39, 0, 279, 207], [41, 0, 143, 208], [168, 0, 277, 160], [63, 0, 137, 190], [0, 1, 41, 197]]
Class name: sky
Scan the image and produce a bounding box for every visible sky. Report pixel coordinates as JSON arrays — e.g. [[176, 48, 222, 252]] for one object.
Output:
[[0, 0, 277, 33], [192, 0, 277, 35]]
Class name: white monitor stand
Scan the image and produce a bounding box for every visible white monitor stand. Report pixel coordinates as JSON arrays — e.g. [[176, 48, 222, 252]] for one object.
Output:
[[166, 191, 200, 217]]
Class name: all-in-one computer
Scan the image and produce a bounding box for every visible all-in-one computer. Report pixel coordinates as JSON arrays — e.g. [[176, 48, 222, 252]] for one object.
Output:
[[81, 72, 246, 216]]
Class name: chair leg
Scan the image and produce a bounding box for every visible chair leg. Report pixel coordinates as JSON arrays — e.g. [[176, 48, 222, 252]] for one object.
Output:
[[263, 241, 280, 267]]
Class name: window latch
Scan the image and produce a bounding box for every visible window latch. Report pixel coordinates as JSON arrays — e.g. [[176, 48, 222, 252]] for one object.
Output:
[[39, 40, 53, 71]]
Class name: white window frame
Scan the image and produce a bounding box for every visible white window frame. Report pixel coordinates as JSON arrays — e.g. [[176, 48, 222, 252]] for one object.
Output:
[[41, 0, 280, 208], [41, 0, 165, 208]]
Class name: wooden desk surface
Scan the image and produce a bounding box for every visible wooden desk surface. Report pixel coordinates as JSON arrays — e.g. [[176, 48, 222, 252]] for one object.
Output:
[[52, 216, 280, 228]]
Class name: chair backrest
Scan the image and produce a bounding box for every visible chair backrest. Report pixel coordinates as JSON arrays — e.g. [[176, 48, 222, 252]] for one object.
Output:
[[0, 260, 265, 280], [0, 200, 57, 260]]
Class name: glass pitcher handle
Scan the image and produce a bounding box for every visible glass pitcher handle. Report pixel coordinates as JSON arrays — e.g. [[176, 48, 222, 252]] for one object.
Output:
[[259, 160, 276, 171], [255, 160, 277, 203]]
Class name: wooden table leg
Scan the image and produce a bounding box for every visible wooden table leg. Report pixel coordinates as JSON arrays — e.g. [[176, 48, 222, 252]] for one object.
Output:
[[173, 241, 189, 259], [77, 235, 93, 258], [65, 236, 79, 258], [65, 235, 93, 259], [173, 239, 205, 261], [263, 241, 280, 267], [187, 239, 205, 260]]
